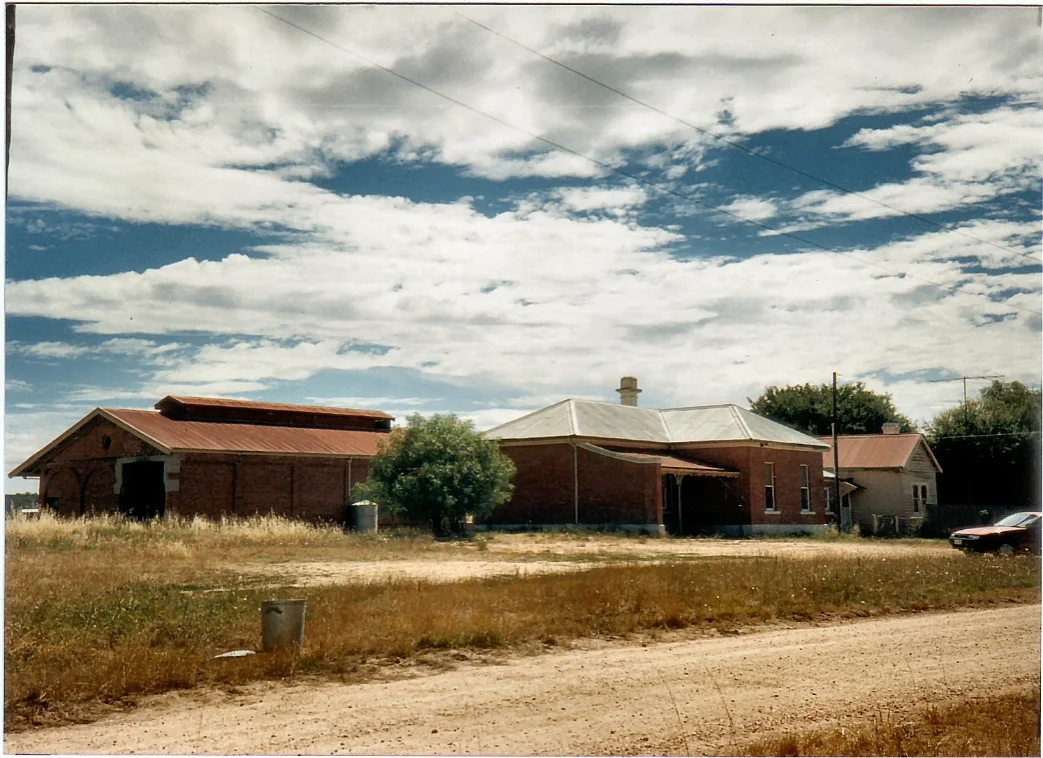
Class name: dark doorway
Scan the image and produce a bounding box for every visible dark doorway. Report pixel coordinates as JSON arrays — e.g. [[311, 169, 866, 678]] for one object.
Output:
[[119, 461, 166, 520], [664, 475, 743, 536]]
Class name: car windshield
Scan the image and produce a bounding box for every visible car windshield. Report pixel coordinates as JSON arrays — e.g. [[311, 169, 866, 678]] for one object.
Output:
[[993, 512, 1040, 528]]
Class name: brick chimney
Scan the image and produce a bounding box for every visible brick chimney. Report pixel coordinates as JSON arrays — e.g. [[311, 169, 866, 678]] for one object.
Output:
[[616, 376, 641, 407], [882, 422, 900, 435]]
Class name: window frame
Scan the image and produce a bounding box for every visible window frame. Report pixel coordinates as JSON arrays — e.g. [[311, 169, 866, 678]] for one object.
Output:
[[800, 464, 811, 512], [764, 462, 777, 512], [824, 486, 833, 515], [912, 484, 921, 513]]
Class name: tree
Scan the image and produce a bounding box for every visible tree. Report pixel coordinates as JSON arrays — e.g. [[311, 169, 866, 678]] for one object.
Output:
[[353, 414, 516, 538], [926, 381, 1042, 509], [750, 381, 915, 436]]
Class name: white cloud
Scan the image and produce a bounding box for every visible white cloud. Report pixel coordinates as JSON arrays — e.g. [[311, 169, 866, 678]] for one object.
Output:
[[720, 196, 778, 222], [306, 396, 437, 408], [9, 341, 92, 359], [9, 5, 1040, 217], [7, 210, 1039, 427], [555, 186, 648, 213]]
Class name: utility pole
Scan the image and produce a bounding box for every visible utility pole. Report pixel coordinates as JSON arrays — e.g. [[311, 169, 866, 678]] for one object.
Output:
[[6, 4, 14, 201], [928, 375, 1004, 404], [832, 371, 841, 531]]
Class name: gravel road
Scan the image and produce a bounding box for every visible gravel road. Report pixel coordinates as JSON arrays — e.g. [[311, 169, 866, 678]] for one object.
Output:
[[7, 604, 1039, 756]]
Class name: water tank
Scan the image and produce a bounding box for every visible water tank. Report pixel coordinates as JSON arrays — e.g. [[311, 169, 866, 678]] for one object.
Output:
[[353, 500, 379, 533]]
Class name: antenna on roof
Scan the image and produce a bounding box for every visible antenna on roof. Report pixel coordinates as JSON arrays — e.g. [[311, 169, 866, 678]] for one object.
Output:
[[927, 375, 1004, 404]]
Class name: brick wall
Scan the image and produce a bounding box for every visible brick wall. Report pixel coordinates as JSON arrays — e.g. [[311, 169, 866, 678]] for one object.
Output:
[[577, 445, 661, 524], [172, 459, 234, 519], [650, 444, 827, 528], [37, 416, 156, 516], [744, 446, 827, 526], [172, 455, 369, 523], [490, 443, 661, 525]]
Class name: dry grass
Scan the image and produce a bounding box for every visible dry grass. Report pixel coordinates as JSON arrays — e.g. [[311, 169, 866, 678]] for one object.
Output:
[[5, 514, 1040, 732], [744, 688, 1042, 756]]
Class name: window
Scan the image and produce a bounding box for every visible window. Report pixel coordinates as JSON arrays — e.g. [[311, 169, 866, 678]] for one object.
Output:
[[800, 465, 811, 512], [912, 484, 921, 513], [920, 485, 928, 509], [824, 487, 833, 514], [765, 462, 777, 511]]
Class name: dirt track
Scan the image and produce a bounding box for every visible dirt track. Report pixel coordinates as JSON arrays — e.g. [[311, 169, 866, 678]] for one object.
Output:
[[7, 604, 1039, 756]]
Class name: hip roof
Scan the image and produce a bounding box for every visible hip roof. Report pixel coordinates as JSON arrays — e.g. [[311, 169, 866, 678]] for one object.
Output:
[[486, 398, 828, 449]]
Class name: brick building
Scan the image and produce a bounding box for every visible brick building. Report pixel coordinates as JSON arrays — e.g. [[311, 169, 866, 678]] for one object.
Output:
[[485, 378, 831, 536], [8, 396, 393, 522]]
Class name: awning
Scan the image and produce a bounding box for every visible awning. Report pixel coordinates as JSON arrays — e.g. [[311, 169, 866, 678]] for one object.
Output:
[[579, 443, 740, 477]]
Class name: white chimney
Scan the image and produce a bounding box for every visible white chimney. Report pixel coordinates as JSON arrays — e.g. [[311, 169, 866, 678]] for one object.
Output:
[[616, 376, 641, 407], [882, 422, 900, 435]]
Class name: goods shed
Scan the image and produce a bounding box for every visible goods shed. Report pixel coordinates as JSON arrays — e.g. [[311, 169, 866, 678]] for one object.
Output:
[[9, 396, 393, 522]]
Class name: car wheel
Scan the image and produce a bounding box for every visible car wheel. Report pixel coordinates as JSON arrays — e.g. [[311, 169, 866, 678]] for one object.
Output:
[[998, 544, 1015, 556]]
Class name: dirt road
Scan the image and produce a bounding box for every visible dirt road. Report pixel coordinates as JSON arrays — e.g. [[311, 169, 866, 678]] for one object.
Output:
[[7, 604, 1039, 755]]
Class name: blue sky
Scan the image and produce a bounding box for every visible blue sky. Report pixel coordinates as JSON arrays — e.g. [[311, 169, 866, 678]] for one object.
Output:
[[5, 5, 1042, 489]]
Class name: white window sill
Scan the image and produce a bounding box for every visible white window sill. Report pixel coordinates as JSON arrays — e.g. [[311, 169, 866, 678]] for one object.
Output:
[[764, 509, 781, 515], [801, 510, 816, 515]]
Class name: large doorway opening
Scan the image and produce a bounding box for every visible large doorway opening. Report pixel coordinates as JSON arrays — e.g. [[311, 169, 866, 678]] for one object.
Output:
[[663, 475, 742, 536], [119, 461, 166, 520]]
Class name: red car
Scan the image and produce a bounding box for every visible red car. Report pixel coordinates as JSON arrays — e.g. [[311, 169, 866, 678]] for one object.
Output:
[[949, 511, 1043, 555]]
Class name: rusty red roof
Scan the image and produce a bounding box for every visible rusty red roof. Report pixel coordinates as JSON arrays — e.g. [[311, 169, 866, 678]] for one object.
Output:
[[8, 406, 393, 477], [818, 433, 941, 472], [156, 395, 394, 420], [110, 409, 390, 457]]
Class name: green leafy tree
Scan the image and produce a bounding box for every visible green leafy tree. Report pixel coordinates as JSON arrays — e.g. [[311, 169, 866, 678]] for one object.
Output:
[[750, 381, 915, 436], [926, 381, 1042, 508], [353, 414, 516, 538]]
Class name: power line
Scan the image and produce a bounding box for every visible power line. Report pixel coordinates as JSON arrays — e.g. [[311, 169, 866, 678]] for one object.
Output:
[[253, 7, 1043, 318], [932, 431, 1041, 440], [456, 11, 1043, 266]]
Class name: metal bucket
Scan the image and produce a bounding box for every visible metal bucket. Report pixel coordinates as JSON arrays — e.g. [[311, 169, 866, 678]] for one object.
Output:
[[261, 599, 306, 652]]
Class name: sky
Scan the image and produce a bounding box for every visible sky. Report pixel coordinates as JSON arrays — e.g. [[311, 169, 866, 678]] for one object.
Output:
[[4, 4, 1042, 490]]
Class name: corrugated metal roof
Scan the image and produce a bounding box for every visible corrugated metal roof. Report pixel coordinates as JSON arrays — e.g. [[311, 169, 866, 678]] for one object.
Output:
[[157, 396, 394, 420], [573, 401, 670, 442], [8, 406, 393, 477], [110, 409, 390, 456], [819, 433, 940, 471], [487, 399, 827, 449]]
